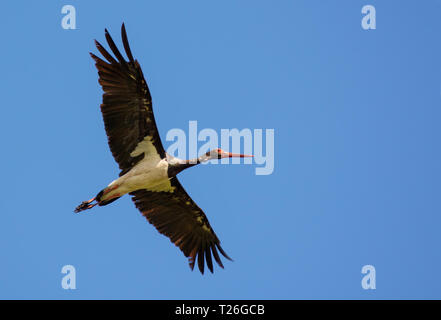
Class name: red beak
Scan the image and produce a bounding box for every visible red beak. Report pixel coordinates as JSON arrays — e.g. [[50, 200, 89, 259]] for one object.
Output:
[[225, 152, 254, 158]]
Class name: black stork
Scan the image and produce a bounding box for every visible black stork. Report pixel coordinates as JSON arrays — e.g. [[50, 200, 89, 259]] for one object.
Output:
[[75, 24, 253, 274]]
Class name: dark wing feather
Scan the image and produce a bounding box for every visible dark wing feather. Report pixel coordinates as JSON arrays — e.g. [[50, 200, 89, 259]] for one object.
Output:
[[90, 23, 165, 175], [130, 177, 232, 274]]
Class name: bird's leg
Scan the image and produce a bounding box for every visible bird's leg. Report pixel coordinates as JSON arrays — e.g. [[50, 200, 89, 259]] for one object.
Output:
[[85, 197, 96, 204], [84, 202, 98, 210]]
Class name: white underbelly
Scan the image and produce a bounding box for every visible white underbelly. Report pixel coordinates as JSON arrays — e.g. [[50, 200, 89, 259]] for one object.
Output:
[[124, 169, 169, 191], [102, 158, 172, 201]]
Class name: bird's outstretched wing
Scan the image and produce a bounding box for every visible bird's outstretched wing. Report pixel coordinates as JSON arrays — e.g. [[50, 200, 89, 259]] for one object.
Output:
[[130, 177, 232, 274], [90, 23, 165, 176]]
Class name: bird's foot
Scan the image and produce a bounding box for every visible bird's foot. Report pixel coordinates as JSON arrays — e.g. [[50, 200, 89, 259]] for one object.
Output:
[[74, 197, 97, 213]]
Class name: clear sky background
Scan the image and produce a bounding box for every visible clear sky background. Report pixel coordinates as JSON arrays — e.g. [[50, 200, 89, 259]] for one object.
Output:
[[0, 1, 440, 299]]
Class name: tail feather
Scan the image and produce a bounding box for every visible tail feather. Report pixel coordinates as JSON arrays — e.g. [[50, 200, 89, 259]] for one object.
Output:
[[96, 189, 105, 202], [74, 188, 120, 213]]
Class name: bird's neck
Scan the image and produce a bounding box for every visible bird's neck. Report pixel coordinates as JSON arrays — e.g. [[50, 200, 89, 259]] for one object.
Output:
[[167, 157, 202, 177]]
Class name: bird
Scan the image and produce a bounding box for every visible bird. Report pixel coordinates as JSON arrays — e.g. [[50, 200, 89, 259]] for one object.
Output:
[[75, 23, 253, 274]]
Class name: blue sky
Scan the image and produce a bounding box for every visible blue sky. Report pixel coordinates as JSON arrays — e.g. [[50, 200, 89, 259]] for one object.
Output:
[[0, 1, 440, 299]]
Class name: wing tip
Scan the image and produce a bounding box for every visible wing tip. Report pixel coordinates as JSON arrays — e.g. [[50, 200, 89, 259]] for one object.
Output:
[[216, 243, 233, 262], [197, 247, 205, 274], [120, 22, 135, 63], [188, 256, 196, 271], [104, 26, 128, 67], [89, 52, 99, 61]]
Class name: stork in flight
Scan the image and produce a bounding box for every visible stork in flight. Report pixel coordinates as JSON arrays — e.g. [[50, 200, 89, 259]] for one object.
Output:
[[75, 24, 253, 274]]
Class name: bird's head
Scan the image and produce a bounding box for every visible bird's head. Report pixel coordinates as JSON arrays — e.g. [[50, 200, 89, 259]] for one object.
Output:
[[202, 148, 254, 161]]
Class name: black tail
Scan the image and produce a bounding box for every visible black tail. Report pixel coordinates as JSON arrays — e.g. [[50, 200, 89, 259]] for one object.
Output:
[[74, 188, 120, 213], [96, 188, 121, 206]]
